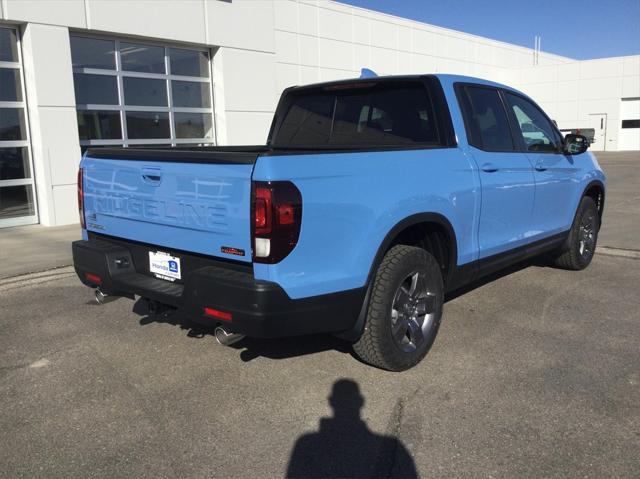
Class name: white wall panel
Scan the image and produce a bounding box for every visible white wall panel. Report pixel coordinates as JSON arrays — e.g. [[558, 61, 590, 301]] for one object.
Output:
[[298, 2, 319, 37], [220, 50, 277, 112], [318, 37, 353, 70], [52, 184, 79, 225], [224, 112, 273, 145], [398, 51, 411, 73], [369, 46, 396, 74], [555, 101, 579, 123], [276, 62, 299, 94], [206, 0, 274, 52], [299, 65, 320, 85], [622, 76, 640, 98], [398, 26, 411, 52], [412, 29, 434, 55], [580, 57, 623, 79], [578, 98, 619, 119], [623, 56, 640, 77], [557, 80, 580, 101], [319, 67, 356, 82], [354, 43, 370, 71], [370, 19, 397, 49], [89, 0, 206, 45], [557, 62, 580, 81], [299, 35, 319, 66], [318, 7, 352, 42], [38, 108, 82, 186], [274, 0, 298, 33], [276, 30, 299, 64], [4, 0, 86, 28], [579, 77, 622, 100], [353, 14, 370, 45]]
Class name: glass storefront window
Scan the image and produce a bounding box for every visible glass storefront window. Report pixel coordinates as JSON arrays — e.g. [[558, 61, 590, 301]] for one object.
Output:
[[0, 69, 23, 102], [77, 111, 122, 140], [72, 36, 214, 147], [0, 26, 37, 227]]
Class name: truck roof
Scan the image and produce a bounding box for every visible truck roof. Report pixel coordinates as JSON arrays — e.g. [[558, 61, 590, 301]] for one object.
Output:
[[287, 73, 520, 96]]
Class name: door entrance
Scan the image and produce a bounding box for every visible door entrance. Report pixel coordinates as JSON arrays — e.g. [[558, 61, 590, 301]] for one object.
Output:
[[588, 113, 607, 151]]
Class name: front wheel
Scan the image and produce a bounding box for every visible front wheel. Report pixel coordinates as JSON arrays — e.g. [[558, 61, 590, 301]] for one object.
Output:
[[353, 245, 444, 371], [552, 196, 600, 270]]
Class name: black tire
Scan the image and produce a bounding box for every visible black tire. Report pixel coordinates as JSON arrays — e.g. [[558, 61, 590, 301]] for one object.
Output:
[[353, 245, 444, 371], [553, 196, 599, 270]]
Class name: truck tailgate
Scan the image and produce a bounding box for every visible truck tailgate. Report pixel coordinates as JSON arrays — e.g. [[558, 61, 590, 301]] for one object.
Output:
[[81, 149, 257, 263]]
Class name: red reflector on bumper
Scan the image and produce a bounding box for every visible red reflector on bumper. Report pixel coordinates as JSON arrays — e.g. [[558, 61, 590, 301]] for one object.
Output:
[[204, 307, 232, 321], [85, 273, 102, 285]]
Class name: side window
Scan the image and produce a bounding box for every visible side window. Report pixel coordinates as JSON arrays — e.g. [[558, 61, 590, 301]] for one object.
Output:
[[459, 86, 514, 151], [504, 92, 561, 153]]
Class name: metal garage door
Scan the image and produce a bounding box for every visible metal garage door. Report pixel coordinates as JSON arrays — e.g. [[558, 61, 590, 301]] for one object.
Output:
[[619, 98, 640, 151]]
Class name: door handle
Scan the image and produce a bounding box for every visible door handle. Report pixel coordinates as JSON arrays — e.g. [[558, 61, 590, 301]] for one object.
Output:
[[481, 163, 499, 173], [534, 162, 547, 172], [141, 167, 162, 185]]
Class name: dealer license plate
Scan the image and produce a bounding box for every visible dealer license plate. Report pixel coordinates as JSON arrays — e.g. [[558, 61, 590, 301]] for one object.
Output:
[[149, 251, 181, 281]]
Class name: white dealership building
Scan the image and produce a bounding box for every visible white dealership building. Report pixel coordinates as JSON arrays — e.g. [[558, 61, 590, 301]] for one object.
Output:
[[0, 0, 638, 228]]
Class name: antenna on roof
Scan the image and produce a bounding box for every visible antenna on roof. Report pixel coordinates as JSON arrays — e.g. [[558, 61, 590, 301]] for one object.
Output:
[[360, 68, 378, 79]]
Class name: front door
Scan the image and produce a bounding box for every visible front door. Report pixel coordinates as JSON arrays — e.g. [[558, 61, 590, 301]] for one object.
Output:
[[588, 113, 607, 151]]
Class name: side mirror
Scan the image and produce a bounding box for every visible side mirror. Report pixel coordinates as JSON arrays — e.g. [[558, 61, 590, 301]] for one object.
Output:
[[563, 134, 589, 155]]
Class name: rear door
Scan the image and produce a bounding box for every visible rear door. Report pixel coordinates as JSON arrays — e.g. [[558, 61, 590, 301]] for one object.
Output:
[[81, 148, 256, 263], [456, 84, 536, 259]]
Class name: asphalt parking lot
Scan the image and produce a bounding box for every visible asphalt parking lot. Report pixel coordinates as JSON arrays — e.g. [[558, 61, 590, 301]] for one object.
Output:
[[1, 152, 639, 478]]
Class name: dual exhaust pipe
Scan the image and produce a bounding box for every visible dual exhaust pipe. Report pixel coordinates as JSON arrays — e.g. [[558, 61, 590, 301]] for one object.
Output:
[[214, 327, 245, 346], [95, 288, 119, 305], [95, 288, 244, 346]]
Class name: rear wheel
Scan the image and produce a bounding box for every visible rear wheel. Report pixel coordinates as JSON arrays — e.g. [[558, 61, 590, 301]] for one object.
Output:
[[353, 245, 444, 371], [553, 196, 599, 270]]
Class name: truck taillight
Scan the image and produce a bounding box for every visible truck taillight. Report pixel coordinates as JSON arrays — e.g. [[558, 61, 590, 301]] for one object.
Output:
[[77, 167, 85, 229], [252, 181, 302, 264]]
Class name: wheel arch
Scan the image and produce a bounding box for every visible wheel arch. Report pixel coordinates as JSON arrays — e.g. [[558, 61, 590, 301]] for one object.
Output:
[[581, 180, 605, 226], [337, 213, 458, 342], [367, 213, 458, 287]]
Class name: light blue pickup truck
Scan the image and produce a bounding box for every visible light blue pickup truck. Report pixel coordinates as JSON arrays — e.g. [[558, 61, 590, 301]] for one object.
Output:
[[73, 74, 605, 371]]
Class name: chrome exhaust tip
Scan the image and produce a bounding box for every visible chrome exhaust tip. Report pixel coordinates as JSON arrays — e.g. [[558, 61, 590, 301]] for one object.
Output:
[[95, 288, 118, 305], [215, 327, 245, 346]]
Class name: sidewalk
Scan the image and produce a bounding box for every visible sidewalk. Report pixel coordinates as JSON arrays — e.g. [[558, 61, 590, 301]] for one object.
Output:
[[0, 224, 80, 279]]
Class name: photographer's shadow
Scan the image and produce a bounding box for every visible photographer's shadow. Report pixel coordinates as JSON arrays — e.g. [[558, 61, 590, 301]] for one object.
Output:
[[287, 379, 419, 479]]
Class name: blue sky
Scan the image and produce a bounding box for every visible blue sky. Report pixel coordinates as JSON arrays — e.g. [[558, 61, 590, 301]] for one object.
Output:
[[339, 0, 640, 60]]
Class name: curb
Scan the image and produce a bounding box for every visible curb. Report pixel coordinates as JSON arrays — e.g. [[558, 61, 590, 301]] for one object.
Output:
[[0, 266, 76, 292]]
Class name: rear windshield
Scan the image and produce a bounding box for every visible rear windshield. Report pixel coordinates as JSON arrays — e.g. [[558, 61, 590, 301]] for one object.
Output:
[[271, 82, 441, 148]]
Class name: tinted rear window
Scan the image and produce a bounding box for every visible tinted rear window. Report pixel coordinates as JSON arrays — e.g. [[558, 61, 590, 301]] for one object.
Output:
[[273, 82, 440, 147], [458, 85, 515, 152]]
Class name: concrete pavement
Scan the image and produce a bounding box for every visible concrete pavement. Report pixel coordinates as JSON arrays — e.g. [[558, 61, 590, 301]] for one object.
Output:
[[1, 252, 638, 478], [0, 224, 80, 279]]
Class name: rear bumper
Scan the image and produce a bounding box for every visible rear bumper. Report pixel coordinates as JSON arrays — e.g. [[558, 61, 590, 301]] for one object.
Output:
[[72, 237, 364, 338]]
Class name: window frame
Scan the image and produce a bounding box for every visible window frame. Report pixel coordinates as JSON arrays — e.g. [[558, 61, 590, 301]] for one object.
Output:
[[501, 89, 565, 155], [0, 24, 38, 228], [71, 33, 216, 148], [454, 82, 521, 153]]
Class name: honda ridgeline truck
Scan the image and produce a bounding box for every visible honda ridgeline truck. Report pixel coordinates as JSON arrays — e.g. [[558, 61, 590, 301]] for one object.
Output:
[[73, 74, 605, 371]]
